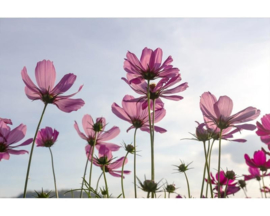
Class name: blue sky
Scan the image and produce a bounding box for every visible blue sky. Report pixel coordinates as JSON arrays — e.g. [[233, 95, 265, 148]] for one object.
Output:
[[0, 18, 270, 198]]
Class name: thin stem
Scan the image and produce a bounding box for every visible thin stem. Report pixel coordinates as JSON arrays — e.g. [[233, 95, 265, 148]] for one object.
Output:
[[205, 140, 210, 197], [203, 141, 213, 198], [168, 193, 170, 198], [200, 154, 207, 198], [259, 180, 263, 198], [95, 172, 103, 192], [147, 80, 155, 198], [147, 192, 150, 198], [102, 166, 109, 198], [261, 174, 267, 198], [217, 129, 223, 198], [80, 147, 91, 198], [133, 128, 138, 198], [151, 99, 156, 198], [23, 103, 47, 198], [49, 147, 58, 198], [224, 179, 229, 198], [184, 171, 191, 198], [242, 188, 248, 198], [121, 152, 129, 198], [88, 133, 98, 196]]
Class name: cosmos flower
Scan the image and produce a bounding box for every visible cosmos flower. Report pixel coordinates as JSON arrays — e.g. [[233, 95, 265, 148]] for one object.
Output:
[[0, 117, 12, 125], [21, 59, 84, 113], [0, 120, 33, 161], [123, 47, 180, 84], [200, 92, 260, 132], [112, 95, 167, 133], [36, 127, 59, 147], [244, 150, 270, 171], [243, 167, 270, 181]]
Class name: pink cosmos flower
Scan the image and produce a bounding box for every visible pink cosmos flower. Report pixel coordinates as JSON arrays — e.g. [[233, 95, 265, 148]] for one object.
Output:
[[208, 127, 248, 143], [36, 127, 59, 147], [208, 171, 237, 189], [244, 150, 270, 171], [124, 47, 180, 83], [0, 117, 12, 125], [243, 167, 270, 181], [21, 60, 85, 113], [214, 186, 240, 198], [74, 114, 121, 153], [256, 114, 270, 145], [122, 73, 188, 109], [261, 186, 270, 193], [175, 194, 182, 198], [111, 95, 167, 133], [200, 92, 260, 132], [93, 145, 131, 178], [0, 120, 33, 161]]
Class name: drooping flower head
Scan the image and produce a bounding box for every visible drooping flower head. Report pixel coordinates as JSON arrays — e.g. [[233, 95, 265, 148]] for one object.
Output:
[[200, 92, 260, 132], [243, 167, 270, 181], [122, 73, 188, 109], [244, 150, 270, 172], [74, 114, 121, 153], [0, 117, 12, 125], [124, 47, 180, 83], [21, 60, 85, 113], [93, 145, 131, 178], [0, 120, 33, 161], [36, 127, 59, 148], [256, 114, 270, 145], [112, 95, 167, 133]]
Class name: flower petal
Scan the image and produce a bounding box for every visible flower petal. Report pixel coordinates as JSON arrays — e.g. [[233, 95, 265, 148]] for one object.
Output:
[[53, 98, 85, 113], [7, 124, 26, 145], [0, 152, 10, 161], [74, 121, 87, 140], [111, 102, 131, 122], [98, 126, 120, 142], [21, 67, 40, 93], [253, 150, 266, 166], [108, 157, 127, 170], [51, 74, 77, 95], [140, 47, 153, 70], [230, 107, 260, 124], [7, 149, 28, 155], [25, 86, 42, 100], [82, 114, 95, 138], [214, 96, 233, 119]]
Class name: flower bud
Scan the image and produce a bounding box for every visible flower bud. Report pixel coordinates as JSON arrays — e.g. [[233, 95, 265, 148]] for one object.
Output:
[[124, 143, 135, 154], [225, 170, 235, 180], [34, 188, 52, 198], [166, 184, 176, 193], [238, 180, 246, 189]]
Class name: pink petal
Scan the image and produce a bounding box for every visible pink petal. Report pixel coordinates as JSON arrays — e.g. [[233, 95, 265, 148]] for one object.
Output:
[[256, 122, 270, 136], [99, 126, 120, 142], [51, 74, 77, 95], [35, 60, 56, 92], [111, 103, 131, 122], [122, 95, 138, 118], [140, 47, 153, 70], [253, 150, 266, 166], [248, 167, 260, 177], [230, 107, 260, 124], [160, 74, 181, 90], [261, 136, 270, 145], [98, 145, 112, 160], [162, 82, 188, 94], [0, 121, 11, 138], [108, 157, 127, 170], [127, 125, 135, 133], [200, 92, 217, 119], [108, 171, 122, 178], [7, 124, 26, 145], [153, 108, 166, 123], [0, 152, 10, 161], [0, 118, 12, 125], [244, 154, 257, 168], [235, 124, 256, 131], [214, 96, 233, 119], [159, 55, 173, 69], [7, 149, 28, 155], [160, 95, 183, 101], [25, 86, 42, 100], [21, 67, 40, 93], [158, 68, 179, 78], [74, 121, 87, 140], [149, 48, 163, 70], [82, 114, 95, 138], [53, 98, 85, 113], [10, 138, 33, 148], [96, 142, 121, 151], [261, 114, 270, 130]]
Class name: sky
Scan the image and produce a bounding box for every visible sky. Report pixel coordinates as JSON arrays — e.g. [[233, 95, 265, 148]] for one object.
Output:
[[0, 18, 270, 198]]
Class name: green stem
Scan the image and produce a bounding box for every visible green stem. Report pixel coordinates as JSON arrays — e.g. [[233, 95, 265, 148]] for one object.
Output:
[[168, 193, 170, 198], [49, 147, 58, 198], [133, 128, 138, 198], [205, 140, 210, 197], [95, 172, 103, 192], [88, 133, 98, 196], [80, 147, 91, 198], [121, 152, 129, 198], [23, 103, 47, 198], [203, 141, 213, 198], [259, 180, 263, 198], [184, 171, 191, 198], [102, 166, 109, 198], [217, 129, 223, 198], [147, 80, 155, 198], [147, 192, 150, 198], [261, 174, 267, 198], [242, 188, 248, 198], [224, 179, 229, 198], [200, 153, 207, 198]]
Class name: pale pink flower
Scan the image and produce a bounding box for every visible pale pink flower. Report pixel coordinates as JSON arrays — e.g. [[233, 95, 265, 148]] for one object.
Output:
[[0, 117, 12, 125], [112, 95, 167, 133], [0, 120, 33, 161], [36, 127, 59, 147], [256, 114, 270, 145], [124, 47, 179, 83], [21, 60, 84, 113]]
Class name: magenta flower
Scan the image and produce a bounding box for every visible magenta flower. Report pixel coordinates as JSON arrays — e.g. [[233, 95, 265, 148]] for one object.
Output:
[[21, 59, 84, 113], [112, 95, 167, 133], [122, 73, 188, 109], [36, 127, 59, 147], [214, 186, 240, 198], [256, 114, 270, 145], [74, 114, 121, 152], [0, 117, 12, 125], [208, 171, 237, 188], [261, 186, 270, 193], [93, 145, 131, 178], [244, 150, 270, 171], [243, 167, 270, 181], [200, 92, 260, 132], [175, 194, 182, 198], [124, 47, 180, 83], [0, 120, 33, 161]]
